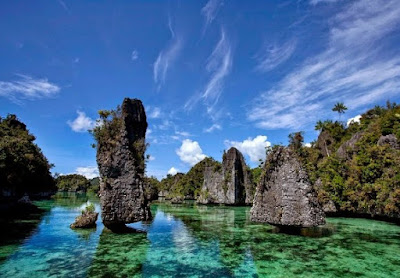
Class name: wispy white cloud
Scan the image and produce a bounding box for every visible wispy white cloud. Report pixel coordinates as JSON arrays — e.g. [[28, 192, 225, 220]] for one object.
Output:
[[204, 123, 222, 133], [153, 17, 182, 90], [148, 107, 161, 119], [75, 166, 99, 179], [310, 0, 342, 5], [255, 39, 297, 72], [176, 139, 207, 166], [185, 28, 232, 117], [248, 0, 400, 130], [131, 50, 139, 61], [175, 130, 191, 137], [67, 111, 96, 132], [57, 0, 69, 12], [201, 0, 223, 33], [224, 135, 271, 163], [0, 74, 60, 102]]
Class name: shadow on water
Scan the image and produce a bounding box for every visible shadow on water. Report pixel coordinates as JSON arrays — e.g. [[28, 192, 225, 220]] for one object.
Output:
[[0, 203, 49, 263], [272, 225, 336, 238], [72, 228, 98, 242], [88, 229, 149, 278]]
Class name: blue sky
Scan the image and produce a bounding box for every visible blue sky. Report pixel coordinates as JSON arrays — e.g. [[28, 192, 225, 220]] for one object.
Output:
[[1, 0, 400, 179]]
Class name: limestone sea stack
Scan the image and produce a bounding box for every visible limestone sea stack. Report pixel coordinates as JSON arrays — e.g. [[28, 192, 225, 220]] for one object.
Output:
[[96, 98, 151, 231], [250, 146, 325, 227], [197, 147, 253, 205]]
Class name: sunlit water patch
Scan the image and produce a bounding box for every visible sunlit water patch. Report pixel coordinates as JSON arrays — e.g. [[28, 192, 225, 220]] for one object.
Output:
[[1, 194, 400, 277]]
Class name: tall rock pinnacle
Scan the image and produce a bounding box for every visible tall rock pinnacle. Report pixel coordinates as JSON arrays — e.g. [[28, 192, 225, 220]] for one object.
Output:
[[197, 147, 254, 205], [96, 98, 151, 231]]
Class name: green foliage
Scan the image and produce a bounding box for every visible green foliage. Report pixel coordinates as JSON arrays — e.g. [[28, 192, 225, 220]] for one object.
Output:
[[307, 102, 400, 217], [288, 131, 304, 151], [250, 167, 262, 186], [90, 107, 123, 149], [159, 157, 221, 199], [0, 114, 55, 197], [82, 203, 95, 214], [144, 176, 160, 200], [88, 177, 100, 193], [55, 174, 91, 192]]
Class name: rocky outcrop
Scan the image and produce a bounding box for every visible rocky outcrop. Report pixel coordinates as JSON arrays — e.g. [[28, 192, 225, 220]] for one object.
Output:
[[197, 147, 253, 205], [316, 131, 335, 157], [377, 134, 399, 150], [96, 98, 151, 231], [70, 211, 99, 229], [250, 146, 325, 227], [336, 131, 364, 159]]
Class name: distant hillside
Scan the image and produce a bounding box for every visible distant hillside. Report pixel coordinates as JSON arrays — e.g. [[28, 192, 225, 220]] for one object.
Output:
[[55, 174, 99, 193], [0, 114, 56, 200], [159, 157, 221, 200]]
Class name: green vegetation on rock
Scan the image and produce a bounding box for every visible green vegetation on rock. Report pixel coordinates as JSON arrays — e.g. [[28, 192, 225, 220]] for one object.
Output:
[[302, 102, 400, 218], [160, 157, 222, 199]]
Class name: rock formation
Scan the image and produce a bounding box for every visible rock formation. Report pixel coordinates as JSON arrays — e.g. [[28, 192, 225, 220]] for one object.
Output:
[[197, 147, 253, 205], [250, 146, 325, 227], [377, 134, 399, 150], [71, 210, 99, 229], [316, 131, 335, 157], [96, 98, 151, 231], [336, 131, 364, 159]]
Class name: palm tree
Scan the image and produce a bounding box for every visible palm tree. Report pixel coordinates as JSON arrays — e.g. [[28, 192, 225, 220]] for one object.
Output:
[[332, 102, 348, 120], [315, 120, 324, 131]]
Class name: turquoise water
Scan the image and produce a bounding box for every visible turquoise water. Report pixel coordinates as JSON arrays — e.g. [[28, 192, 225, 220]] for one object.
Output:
[[1, 193, 400, 277]]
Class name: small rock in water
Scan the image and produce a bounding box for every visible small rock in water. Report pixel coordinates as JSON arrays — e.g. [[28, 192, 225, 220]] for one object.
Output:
[[70, 211, 99, 229]]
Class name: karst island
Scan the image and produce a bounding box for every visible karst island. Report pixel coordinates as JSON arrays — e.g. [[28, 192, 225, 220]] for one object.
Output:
[[1, 1, 400, 277]]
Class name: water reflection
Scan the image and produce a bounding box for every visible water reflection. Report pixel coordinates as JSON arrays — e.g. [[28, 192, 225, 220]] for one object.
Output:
[[88, 230, 149, 277], [1, 196, 400, 277]]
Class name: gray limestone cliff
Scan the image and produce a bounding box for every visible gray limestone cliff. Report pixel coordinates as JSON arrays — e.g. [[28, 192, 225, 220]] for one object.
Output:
[[250, 146, 325, 227], [197, 147, 254, 205], [316, 131, 335, 158], [336, 131, 364, 159], [377, 134, 399, 150], [96, 98, 151, 231]]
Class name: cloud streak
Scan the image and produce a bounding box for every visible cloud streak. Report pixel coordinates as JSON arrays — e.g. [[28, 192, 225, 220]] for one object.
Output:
[[0, 74, 60, 102], [185, 28, 232, 117], [255, 39, 296, 72], [201, 0, 223, 33], [248, 0, 400, 130], [153, 17, 182, 90]]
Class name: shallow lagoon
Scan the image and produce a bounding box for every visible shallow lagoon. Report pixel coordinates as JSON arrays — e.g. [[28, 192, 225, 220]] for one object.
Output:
[[1, 193, 400, 277]]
